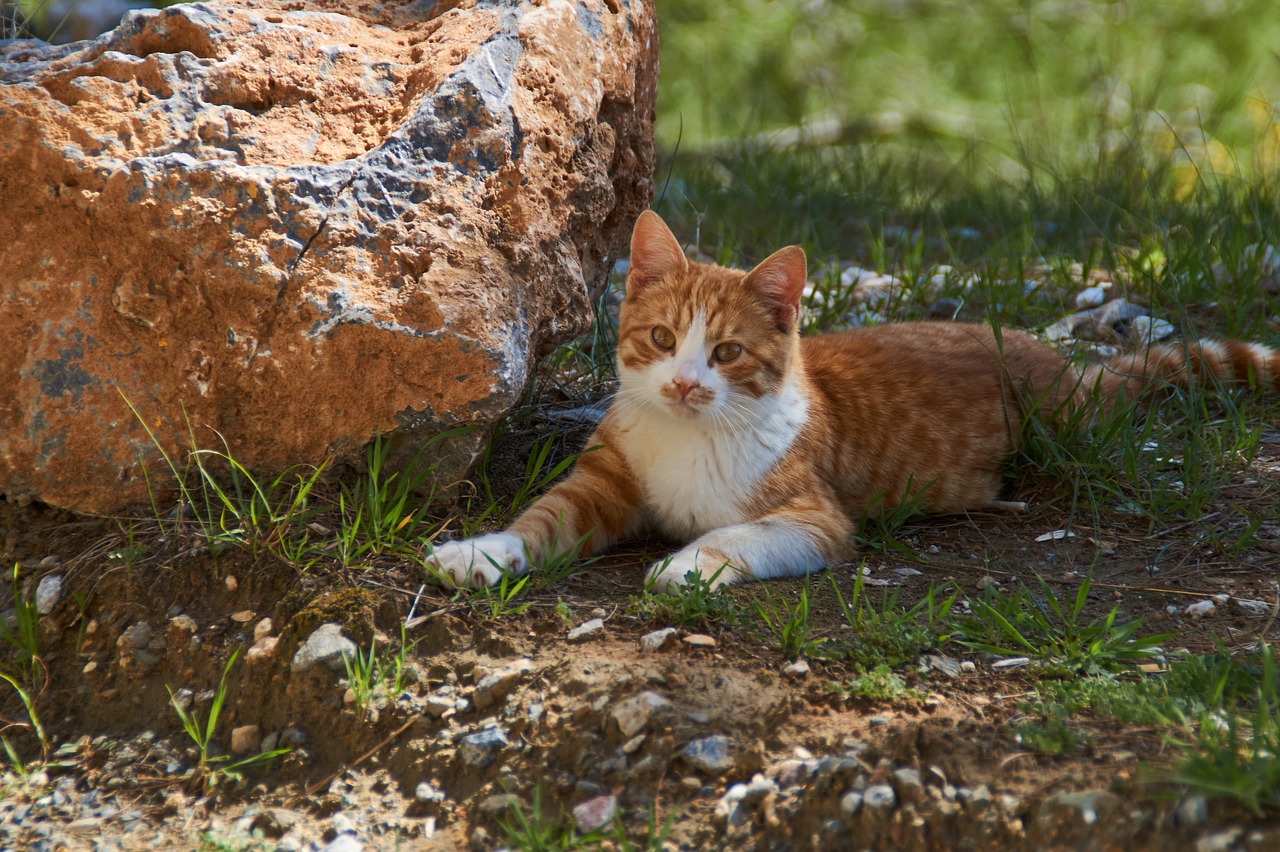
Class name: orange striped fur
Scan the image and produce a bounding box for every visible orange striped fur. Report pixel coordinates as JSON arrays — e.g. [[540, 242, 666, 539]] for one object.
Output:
[[427, 212, 1279, 590]]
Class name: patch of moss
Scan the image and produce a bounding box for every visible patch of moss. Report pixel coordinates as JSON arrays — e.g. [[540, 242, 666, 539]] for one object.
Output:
[[289, 587, 382, 643]]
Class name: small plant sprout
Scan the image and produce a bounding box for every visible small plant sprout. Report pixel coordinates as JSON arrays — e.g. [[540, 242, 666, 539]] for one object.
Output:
[[167, 649, 290, 789]]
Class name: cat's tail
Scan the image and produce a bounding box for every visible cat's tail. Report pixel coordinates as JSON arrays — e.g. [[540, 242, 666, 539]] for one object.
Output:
[[1084, 338, 1280, 404]]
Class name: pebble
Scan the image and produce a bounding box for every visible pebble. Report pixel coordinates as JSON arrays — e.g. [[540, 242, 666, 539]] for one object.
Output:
[[1185, 600, 1216, 619], [230, 725, 261, 756], [290, 623, 357, 673], [117, 622, 153, 653], [1039, 789, 1121, 825], [424, 696, 453, 718], [567, 618, 604, 642], [682, 634, 716, 648], [459, 728, 509, 768], [572, 794, 617, 833], [992, 656, 1031, 669], [960, 661, 977, 673], [1074, 285, 1107, 309], [1234, 599, 1271, 617], [1195, 828, 1243, 852], [473, 659, 534, 709], [414, 782, 446, 805], [34, 575, 62, 615], [230, 610, 255, 623], [1173, 793, 1209, 827], [840, 791, 863, 818], [1129, 315, 1174, 342], [682, 735, 733, 774], [863, 784, 897, 810], [477, 793, 522, 816], [169, 614, 198, 633], [246, 636, 280, 663], [611, 692, 671, 738], [639, 627, 677, 652], [782, 660, 810, 679], [253, 618, 274, 641]]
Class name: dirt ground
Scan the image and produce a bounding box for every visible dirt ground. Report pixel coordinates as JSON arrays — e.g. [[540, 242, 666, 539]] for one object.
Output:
[[0, 421, 1279, 851]]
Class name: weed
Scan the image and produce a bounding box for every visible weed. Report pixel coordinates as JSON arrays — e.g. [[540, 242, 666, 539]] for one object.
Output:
[[854, 480, 933, 559], [336, 431, 462, 564], [827, 664, 924, 704], [167, 650, 290, 789], [469, 571, 535, 621], [0, 564, 42, 688], [630, 561, 745, 630], [342, 626, 423, 713], [950, 574, 1170, 676], [752, 579, 821, 658], [0, 672, 47, 761], [498, 785, 575, 851], [821, 570, 953, 670], [1173, 644, 1280, 813]]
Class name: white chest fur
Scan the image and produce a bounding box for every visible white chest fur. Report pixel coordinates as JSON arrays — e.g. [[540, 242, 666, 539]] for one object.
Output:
[[615, 377, 809, 539]]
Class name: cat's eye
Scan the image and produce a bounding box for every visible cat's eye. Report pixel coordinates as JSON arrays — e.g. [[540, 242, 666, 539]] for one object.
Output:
[[651, 326, 676, 350], [713, 342, 743, 363]]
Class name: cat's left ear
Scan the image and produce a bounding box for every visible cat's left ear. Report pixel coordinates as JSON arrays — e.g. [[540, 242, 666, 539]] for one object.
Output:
[[744, 245, 807, 331]]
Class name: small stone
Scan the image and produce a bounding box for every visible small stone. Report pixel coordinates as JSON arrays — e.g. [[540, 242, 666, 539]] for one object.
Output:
[[782, 660, 810, 679], [1075, 285, 1107, 309], [640, 628, 677, 652], [682, 735, 733, 774], [927, 297, 962, 319], [83, 661, 97, 674], [682, 634, 715, 648], [415, 782, 446, 805], [230, 610, 255, 623], [117, 622, 153, 653], [960, 661, 976, 673], [246, 636, 280, 663], [1174, 794, 1209, 827], [892, 768, 923, 802], [290, 623, 357, 673], [459, 728, 509, 768], [478, 793, 523, 817], [1234, 599, 1271, 617], [1129, 315, 1175, 343], [261, 731, 280, 752], [254, 618, 274, 641], [572, 794, 617, 833], [840, 791, 863, 818], [325, 835, 363, 852], [169, 614, 198, 633], [863, 784, 897, 810], [868, 715, 890, 727], [1185, 600, 1217, 619], [1038, 790, 1121, 826], [230, 725, 262, 756], [622, 734, 646, 754], [992, 656, 1031, 669], [1195, 829, 1244, 852], [567, 618, 604, 642], [473, 659, 535, 710], [34, 575, 62, 615], [713, 784, 749, 827], [131, 649, 161, 666], [612, 692, 671, 738], [425, 696, 453, 718]]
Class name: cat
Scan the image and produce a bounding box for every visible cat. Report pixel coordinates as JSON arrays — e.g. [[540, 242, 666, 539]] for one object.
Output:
[[428, 210, 1279, 592]]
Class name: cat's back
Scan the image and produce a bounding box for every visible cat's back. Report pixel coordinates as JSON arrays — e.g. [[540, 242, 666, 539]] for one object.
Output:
[[802, 321, 1067, 401]]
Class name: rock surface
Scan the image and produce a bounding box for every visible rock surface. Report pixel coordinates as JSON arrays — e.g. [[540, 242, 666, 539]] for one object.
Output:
[[0, 0, 658, 512]]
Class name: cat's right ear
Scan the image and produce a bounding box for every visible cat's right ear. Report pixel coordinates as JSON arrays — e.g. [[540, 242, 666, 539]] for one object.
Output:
[[627, 211, 688, 295]]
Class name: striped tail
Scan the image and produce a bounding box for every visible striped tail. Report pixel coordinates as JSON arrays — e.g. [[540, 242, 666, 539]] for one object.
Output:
[[1084, 339, 1280, 401]]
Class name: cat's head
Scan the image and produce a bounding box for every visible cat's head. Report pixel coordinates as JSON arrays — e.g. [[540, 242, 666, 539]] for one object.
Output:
[[616, 211, 806, 421]]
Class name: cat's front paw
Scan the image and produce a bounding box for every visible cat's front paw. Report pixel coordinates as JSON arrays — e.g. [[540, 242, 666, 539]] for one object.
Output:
[[645, 547, 744, 594], [426, 533, 528, 589]]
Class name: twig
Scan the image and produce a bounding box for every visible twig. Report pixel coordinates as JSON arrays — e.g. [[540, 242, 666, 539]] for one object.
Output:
[[297, 714, 421, 800]]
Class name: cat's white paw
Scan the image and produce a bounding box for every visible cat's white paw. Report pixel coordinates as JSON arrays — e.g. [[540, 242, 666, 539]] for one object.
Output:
[[645, 548, 744, 594], [427, 533, 528, 589]]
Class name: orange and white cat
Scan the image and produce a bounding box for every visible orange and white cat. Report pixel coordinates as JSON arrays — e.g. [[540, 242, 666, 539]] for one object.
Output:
[[429, 211, 1279, 592]]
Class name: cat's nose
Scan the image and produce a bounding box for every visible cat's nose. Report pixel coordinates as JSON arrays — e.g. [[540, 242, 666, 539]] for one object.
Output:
[[673, 376, 701, 400]]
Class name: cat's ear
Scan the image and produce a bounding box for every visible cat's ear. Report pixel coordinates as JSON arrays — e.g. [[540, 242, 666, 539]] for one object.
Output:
[[744, 245, 807, 331], [627, 210, 688, 295]]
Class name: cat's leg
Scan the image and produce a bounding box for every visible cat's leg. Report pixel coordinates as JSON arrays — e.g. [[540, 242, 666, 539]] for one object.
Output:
[[428, 436, 643, 589], [646, 494, 852, 592]]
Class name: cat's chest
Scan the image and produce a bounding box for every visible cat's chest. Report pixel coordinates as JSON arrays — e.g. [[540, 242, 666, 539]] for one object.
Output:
[[619, 400, 807, 539]]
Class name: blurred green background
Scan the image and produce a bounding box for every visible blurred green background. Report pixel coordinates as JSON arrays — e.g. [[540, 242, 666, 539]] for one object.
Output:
[[655, 0, 1280, 181]]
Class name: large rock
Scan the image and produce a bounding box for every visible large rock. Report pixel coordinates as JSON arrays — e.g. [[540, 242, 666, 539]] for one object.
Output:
[[0, 0, 657, 512]]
